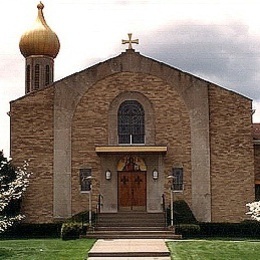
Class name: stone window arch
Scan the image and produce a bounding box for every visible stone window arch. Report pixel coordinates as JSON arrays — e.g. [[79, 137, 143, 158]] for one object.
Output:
[[108, 91, 155, 145], [118, 100, 145, 144]]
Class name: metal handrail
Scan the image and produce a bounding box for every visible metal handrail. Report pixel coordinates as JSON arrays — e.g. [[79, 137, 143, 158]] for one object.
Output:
[[97, 194, 103, 213], [162, 193, 168, 227], [161, 193, 166, 212]]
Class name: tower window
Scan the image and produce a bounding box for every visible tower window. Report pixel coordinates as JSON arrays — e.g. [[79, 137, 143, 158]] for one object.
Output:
[[118, 100, 145, 144], [34, 64, 40, 90], [26, 65, 30, 93], [45, 65, 50, 86]]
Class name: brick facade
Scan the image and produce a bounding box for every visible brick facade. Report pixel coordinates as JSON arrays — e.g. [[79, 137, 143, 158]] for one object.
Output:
[[209, 85, 254, 222], [10, 50, 255, 223], [10, 87, 54, 223], [70, 72, 192, 215], [254, 146, 260, 181]]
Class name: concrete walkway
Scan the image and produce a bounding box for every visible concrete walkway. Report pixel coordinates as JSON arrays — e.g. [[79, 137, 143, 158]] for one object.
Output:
[[87, 239, 171, 260]]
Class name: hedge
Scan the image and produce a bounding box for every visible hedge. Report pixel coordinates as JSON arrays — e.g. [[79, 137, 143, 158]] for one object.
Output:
[[0, 223, 62, 239], [199, 221, 260, 238], [175, 224, 201, 238]]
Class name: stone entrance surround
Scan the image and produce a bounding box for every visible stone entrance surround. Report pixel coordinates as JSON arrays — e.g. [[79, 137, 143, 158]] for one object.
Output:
[[53, 50, 211, 222]]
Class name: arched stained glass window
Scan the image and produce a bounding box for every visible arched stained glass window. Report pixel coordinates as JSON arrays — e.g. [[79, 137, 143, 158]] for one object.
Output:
[[118, 100, 145, 144]]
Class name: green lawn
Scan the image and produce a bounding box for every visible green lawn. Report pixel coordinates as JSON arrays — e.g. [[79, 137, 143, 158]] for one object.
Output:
[[1, 238, 260, 259], [0, 238, 95, 260], [167, 239, 260, 260]]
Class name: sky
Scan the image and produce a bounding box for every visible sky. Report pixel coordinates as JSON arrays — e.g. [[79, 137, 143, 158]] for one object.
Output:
[[1, 0, 260, 157]]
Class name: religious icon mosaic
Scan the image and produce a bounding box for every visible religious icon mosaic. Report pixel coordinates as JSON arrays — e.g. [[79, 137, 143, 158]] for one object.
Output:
[[117, 156, 147, 171]]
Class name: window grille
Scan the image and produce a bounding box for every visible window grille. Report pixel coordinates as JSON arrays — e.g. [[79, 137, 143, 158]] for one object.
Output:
[[118, 100, 145, 144], [172, 167, 184, 191], [80, 168, 92, 192]]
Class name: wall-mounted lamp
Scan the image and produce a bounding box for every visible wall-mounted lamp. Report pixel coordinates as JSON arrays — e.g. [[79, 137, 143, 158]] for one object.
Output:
[[105, 170, 112, 180], [152, 169, 159, 180]]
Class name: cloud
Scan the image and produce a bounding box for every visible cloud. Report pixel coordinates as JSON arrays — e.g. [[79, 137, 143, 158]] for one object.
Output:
[[141, 21, 260, 100]]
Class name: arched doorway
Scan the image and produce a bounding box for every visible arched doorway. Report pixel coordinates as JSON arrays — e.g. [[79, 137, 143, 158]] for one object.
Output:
[[117, 156, 147, 211]]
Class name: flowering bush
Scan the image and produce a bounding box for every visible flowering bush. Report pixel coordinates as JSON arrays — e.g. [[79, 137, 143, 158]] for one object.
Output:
[[0, 151, 31, 232], [246, 201, 260, 222]]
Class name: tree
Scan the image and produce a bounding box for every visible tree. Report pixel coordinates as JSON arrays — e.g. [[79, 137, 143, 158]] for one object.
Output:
[[0, 151, 31, 232], [246, 201, 260, 222]]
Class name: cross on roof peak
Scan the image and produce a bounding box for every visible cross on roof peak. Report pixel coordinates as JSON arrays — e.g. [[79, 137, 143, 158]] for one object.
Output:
[[122, 33, 139, 50]]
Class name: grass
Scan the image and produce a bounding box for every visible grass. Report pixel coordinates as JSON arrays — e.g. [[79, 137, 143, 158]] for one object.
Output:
[[0, 238, 96, 260], [167, 239, 260, 260], [1, 238, 260, 259]]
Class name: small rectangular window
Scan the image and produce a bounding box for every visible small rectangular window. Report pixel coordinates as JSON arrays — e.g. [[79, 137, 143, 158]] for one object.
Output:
[[172, 167, 183, 192], [80, 168, 92, 192]]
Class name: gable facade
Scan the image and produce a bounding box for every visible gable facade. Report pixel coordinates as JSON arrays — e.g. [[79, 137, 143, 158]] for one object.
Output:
[[10, 50, 255, 223]]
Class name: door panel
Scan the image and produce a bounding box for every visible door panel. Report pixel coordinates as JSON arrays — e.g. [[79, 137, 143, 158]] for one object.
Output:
[[119, 172, 132, 209], [118, 171, 146, 211]]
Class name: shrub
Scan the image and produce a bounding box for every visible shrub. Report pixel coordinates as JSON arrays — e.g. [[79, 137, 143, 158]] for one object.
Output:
[[61, 222, 87, 240], [69, 210, 91, 223], [175, 224, 201, 238], [167, 200, 197, 225], [60, 210, 94, 240]]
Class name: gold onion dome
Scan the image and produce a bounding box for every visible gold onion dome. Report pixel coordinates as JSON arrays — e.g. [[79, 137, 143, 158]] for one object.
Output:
[[19, 2, 60, 58]]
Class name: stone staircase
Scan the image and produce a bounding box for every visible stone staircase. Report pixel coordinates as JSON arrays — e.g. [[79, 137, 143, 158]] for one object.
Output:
[[85, 212, 182, 239]]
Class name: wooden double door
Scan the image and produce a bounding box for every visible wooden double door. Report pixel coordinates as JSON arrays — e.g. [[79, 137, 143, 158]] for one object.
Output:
[[118, 171, 146, 211]]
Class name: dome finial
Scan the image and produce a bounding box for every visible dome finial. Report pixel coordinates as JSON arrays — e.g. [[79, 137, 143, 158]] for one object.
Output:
[[37, 2, 44, 10]]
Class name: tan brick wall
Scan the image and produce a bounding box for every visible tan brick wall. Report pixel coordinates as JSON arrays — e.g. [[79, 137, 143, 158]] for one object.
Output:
[[70, 72, 192, 215], [209, 85, 254, 222], [10, 87, 54, 223], [10, 58, 256, 224], [254, 145, 260, 181]]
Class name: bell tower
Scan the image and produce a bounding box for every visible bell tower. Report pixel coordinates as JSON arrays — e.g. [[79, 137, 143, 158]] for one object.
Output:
[[19, 2, 60, 94]]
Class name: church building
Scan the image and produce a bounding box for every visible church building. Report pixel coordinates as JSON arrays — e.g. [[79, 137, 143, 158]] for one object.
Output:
[[10, 3, 258, 225]]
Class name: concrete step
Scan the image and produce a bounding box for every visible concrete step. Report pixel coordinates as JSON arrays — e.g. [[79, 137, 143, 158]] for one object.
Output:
[[87, 239, 171, 259], [96, 212, 167, 228], [88, 251, 170, 257], [98, 217, 166, 222], [84, 230, 181, 239], [96, 226, 168, 231], [97, 222, 166, 228], [87, 212, 180, 239], [97, 212, 165, 218]]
